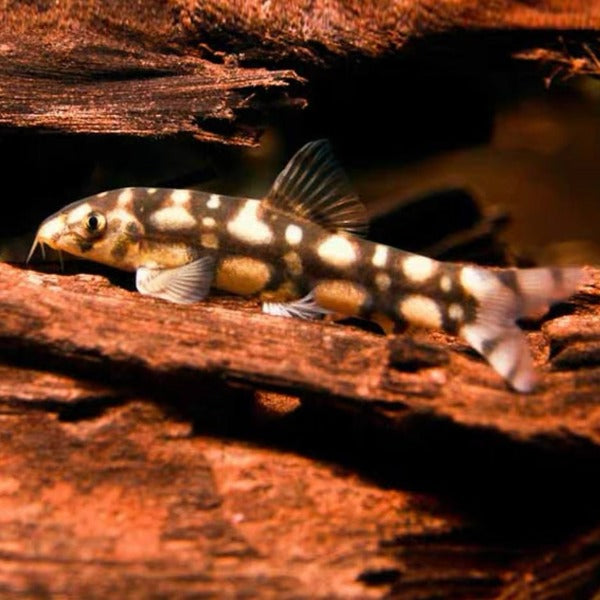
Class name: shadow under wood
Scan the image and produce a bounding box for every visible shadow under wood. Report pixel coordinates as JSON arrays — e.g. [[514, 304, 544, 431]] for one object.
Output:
[[160, 386, 600, 550], [2, 327, 599, 549]]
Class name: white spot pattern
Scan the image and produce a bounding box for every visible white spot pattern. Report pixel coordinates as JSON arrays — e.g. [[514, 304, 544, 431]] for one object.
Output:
[[108, 208, 139, 227], [66, 203, 93, 224], [375, 272, 391, 291], [38, 215, 66, 241], [207, 194, 221, 209], [398, 295, 443, 329], [317, 235, 357, 268], [150, 206, 196, 230], [448, 303, 464, 322], [171, 189, 191, 205], [285, 224, 303, 246], [402, 255, 437, 282], [460, 266, 497, 300], [116, 188, 133, 208], [440, 275, 452, 293], [372, 245, 389, 268], [227, 199, 273, 245]]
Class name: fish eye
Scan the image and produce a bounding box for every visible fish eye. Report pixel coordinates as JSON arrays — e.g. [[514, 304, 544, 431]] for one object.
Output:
[[84, 211, 106, 235]]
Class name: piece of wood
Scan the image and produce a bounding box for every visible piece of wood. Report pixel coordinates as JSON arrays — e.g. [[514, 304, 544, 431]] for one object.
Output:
[[2, 1, 600, 141], [179, 0, 600, 62], [0, 0, 302, 143], [1, 261, 600, 598], [0, 395, 474, 599], [1, 263, 599, 448]]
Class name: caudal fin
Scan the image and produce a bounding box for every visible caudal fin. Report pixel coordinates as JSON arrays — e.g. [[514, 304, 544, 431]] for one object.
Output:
[[459, 266, 584, 392]]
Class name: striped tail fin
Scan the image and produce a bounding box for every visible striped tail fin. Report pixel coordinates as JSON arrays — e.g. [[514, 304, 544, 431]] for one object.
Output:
[[459, 266, 584, 392]]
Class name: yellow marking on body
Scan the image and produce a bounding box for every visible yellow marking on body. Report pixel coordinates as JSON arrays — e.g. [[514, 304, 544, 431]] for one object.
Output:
[[398, 295, 442, 329], [202, 217, 216, 228], [207, 194, 221, 209], [171, 189, 191, 205], [283, 251, 303, 276], [201, 233, 219, 249], [138, 242, 192, 269], [66, 202, 93, 224], [147, 188, 158, 195], [285, 224, 303, 246], [440, 274, 452, 293], [117, 188, 134, 207], [448, 303, 464, 322], [227, 199, 273, 245], [375, 272, 391, 292], [402, 255, 437, 283], [215, 256, 271, 295], [372, 245, 389, 268], [150, 206, 196, 230], [313, 280, 367, 316], [97, 191, 108, 198], [260, 281, 298, 303], [317, 235, 356, 268]]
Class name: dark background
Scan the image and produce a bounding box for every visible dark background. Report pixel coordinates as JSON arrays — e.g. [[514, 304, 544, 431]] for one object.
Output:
[[2, 50, 599, 269]]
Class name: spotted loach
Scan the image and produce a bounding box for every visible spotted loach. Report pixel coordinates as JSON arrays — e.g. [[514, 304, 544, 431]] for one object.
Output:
[[28, 140, 583, 392]]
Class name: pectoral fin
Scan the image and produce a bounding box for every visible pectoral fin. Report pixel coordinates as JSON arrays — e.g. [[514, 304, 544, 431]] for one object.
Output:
[[136, 256, 215, 304]]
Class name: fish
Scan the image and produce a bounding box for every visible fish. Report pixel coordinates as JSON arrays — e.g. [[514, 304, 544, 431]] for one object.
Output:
[[28, 140, 583, 392]]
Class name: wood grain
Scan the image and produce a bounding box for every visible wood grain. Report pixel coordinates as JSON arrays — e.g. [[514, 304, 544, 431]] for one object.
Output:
[[2, 263, 599, 446], [2, 1, 600, 141], [1, 261, 600, 597]]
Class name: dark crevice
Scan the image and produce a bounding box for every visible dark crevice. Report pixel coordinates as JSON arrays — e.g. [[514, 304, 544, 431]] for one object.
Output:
[[357, 567, 402, 586], [0, 394, 127, 422], [3, 333, 600, 542], [2, 333, 600, 585]]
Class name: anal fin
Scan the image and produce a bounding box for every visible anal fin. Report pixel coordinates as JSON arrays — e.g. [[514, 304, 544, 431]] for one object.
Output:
[[263, 292, 330, 320]]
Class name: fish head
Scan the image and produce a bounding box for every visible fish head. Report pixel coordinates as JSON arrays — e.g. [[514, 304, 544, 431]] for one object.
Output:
[[28, 192, 141, 269]]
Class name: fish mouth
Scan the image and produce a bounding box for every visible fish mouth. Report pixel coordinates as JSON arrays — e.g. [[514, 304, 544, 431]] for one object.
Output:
[[26, 232, 67, 271], [26, 213, 67, 267]]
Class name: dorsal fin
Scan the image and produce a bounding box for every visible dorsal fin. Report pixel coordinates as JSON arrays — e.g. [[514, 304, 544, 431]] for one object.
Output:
[[263, 140, 368, 236]]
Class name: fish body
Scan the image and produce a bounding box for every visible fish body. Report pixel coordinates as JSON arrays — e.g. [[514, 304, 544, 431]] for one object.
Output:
[[29, 141, 583, 392]]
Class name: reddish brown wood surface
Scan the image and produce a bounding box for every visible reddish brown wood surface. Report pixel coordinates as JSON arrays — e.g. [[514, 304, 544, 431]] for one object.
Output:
[[1, 263, 599, 446], [1, 261, 600, 598], [3, 3, 600, 595], [2, 1, 600, 142]]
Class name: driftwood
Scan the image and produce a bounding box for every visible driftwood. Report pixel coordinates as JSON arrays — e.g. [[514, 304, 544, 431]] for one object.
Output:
[[3, 1, 600, 596], [1, 260, 600, 598], [2, 0, 600, 142]]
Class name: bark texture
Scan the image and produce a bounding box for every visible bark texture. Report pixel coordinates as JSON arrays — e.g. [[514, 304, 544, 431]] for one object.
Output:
[[2, 0, 600, 142], [1, 261, 600, 598], [2, 2, 600, 596]]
